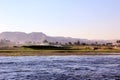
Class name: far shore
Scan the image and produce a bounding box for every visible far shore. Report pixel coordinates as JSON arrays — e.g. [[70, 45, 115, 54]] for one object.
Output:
[[0, 45, 120, 56]]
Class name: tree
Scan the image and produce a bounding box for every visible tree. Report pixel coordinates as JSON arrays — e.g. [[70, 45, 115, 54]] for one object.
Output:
[[116, 40, 120, 43], [43, 40, 48, 43], [55, 42, 59, 45], [74, 40, 80, 45], [68, 42, 72, 45], [76, 40, 80, 45], [81, 43, 86, 46]]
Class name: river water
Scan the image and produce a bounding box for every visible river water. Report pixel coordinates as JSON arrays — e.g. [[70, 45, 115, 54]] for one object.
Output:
[[0, 55, 120, 80]]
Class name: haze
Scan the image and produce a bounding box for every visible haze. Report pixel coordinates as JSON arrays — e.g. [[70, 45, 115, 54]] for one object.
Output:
[[0, 0, 120, 40]]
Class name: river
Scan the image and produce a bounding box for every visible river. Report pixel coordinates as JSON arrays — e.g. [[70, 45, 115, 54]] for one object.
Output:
[[0, 55, 120, 80]]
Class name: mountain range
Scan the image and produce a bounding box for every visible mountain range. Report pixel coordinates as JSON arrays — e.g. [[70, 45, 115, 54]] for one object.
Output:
[[0, 32, 111, 44]]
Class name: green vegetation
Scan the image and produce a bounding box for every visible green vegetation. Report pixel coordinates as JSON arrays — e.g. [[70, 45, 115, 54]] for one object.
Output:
[[23, 45, 70, 50]]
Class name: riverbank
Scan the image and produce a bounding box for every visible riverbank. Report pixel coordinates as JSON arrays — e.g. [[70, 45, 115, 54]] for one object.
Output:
[[0, 49, 120, 56]]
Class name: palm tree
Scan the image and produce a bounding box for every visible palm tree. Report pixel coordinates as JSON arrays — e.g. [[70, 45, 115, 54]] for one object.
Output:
[[116, 40, 120, 43]]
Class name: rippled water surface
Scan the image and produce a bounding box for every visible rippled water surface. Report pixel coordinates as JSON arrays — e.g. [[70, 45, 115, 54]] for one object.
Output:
[[0, 55, 120, 80]]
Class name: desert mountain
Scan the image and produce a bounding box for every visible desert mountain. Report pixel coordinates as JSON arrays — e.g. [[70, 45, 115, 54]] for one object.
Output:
[[0, 32, 108, 44]]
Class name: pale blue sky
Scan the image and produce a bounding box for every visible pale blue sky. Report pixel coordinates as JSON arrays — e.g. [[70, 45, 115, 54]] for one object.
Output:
[[0, 0, 120, 39]]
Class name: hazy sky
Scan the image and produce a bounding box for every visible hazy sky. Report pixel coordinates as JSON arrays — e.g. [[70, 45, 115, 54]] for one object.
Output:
[[0, 0, 120, 39]]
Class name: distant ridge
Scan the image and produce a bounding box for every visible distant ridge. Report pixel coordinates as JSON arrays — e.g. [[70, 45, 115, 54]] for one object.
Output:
[[0, 32, 109, 44]]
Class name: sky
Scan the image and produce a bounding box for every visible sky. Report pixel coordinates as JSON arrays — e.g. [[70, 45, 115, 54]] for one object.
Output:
[[0, 0, 120, 40]]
